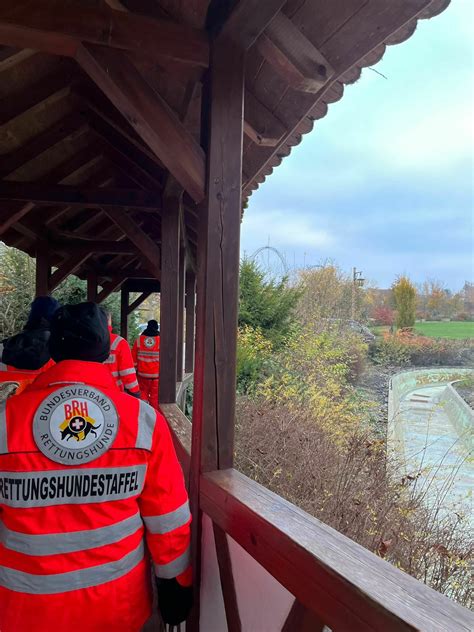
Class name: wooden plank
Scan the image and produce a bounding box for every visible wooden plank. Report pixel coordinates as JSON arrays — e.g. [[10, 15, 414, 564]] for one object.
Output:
[[258, 13, 334, 93], [282, 600, 325, 632], [76, 44, 206, 202], [159, 194, 180, 404], [0, 1, 209, 67], [0, 47, 34, 72], [127, 291, 151, 316], [0, 182, 160, 210], [160, 403, 192, 480], [120, 288, 129, 339], [35, 244, 50, 296], [193, 40, 244, 471], [101, 206, 160, 279], [123, 278, 160, 293], [0, 68, 70, 126], [201, 469, 474, 632], [244, 90, 286, 147], [185, 267, 195, 373], [0, 148, 104, 238], [176, 245, 185, 382], [213, 523, 242, 632], [215, 0, 286, 50], [51, 239, 137, 255], [49, 253, 91, 291], [0, 113, 87, 180]]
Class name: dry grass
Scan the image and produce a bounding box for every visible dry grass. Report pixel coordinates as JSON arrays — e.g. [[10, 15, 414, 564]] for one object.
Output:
[[235, 397, 472, 607]]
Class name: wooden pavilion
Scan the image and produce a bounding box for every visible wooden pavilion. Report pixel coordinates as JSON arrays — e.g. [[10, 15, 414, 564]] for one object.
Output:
[[0, 1, 472, 629]]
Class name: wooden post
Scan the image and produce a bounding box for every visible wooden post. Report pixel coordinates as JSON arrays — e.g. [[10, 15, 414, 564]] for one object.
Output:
[[185, 267, 196, 373], [160, 194, 181, 404], [192, 40, 245, 471], [35, 244, 50, 296], [176, 244, 185, 382], [120, 288, 129, 340], [87, 271, 97, 302]]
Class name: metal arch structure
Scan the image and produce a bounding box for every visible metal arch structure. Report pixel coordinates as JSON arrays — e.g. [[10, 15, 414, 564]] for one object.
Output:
[[250, 245, 289, 281]]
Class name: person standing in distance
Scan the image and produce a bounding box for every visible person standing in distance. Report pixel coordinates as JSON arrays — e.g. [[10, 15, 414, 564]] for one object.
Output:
[[132, 319, 160, 409], [104, 311, 140, 398], [0, 302, 192, 632]]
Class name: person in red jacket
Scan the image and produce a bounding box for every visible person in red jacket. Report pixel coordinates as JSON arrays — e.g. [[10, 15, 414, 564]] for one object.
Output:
[[132, 319, 160, 409], [0, 302, 192, 632], [104, 312, 140, 398], [0, 296, 59, 397]]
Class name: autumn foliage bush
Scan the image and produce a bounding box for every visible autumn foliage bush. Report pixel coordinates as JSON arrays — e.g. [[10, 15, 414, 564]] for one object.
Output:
[[371, 330, 469, 366]]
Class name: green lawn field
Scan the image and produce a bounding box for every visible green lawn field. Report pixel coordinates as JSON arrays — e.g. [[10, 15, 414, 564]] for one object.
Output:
[[371, 322, 474, 339], [414, 321, 474, 339]]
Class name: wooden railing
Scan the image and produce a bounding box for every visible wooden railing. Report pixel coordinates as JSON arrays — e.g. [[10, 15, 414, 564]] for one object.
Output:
[[161, 405, 473, 632]]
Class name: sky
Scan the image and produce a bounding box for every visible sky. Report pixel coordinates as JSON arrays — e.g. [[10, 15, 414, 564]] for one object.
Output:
[[241, 0, 473, 291]]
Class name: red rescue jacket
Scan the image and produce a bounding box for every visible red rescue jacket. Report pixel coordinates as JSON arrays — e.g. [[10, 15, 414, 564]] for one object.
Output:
[[0, 360, 191, 632], [105, 330, 140, 395], [132, 335, 160, 379]]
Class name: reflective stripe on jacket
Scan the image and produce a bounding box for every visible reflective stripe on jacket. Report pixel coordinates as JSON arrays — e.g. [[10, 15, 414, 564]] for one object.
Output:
[[132, 335, 160, 379], [0, 360, 191, 632], [105, 332, 140, 394]]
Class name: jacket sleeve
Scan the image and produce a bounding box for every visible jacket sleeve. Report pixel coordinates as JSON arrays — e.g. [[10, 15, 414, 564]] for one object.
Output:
[[138, 408, 192, 587], [117, 339, 140, 394]]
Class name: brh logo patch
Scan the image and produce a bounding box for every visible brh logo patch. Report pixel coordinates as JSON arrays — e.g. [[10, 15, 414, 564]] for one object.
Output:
[[33, 386, 119, 465], [144, 337, 155, 348]]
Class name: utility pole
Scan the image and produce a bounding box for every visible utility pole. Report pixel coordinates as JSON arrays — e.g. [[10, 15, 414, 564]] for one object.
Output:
[[352, 267, 365, 320]]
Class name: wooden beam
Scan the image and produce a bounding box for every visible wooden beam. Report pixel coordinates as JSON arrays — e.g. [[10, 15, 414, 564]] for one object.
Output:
[[0, 113, 87, 180], [192, 40, 244, 472], [0, 68, 70, 127], [76, 44, 206, 202], [120, 288, 129, 339], [49, 253, 92, 291], [123, 278, 160, 294], [159, 195, 180, 404], [0, 148, 104, 238], [213, 523, 242, 632], [0, 1, 209, 67], [101, 206, 160, 279], [0, 46, 34, 72], [214, 0, 286, 50], [176, 245, 185, 382], [244, 90, 286, 147], [35, 244, 50, 296], [0, 182, 160, 210], [282, 601, 325, 632], [127, 291, 152, 316], [257, 14, 334, 93], [96, 276, 126, 303], [51, 239, 137, 255], [185, 267, 195, 373], [87, 271, 97, 302]]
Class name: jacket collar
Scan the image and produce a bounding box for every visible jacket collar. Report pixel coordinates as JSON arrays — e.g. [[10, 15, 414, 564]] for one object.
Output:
[[29, 360, 116, 391]]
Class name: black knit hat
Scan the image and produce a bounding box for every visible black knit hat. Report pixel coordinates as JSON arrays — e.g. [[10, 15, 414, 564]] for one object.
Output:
[[49, 302, 110, 363], [143, 319, 159, 336]]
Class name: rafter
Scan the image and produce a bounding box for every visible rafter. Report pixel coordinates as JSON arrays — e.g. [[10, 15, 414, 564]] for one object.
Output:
[[51, 239, 137, 256], [76, 44, 205, 202], [49, 252, 92, 291], [101, 206, 160, 280], [0, 1, 209, 67], [0, 113, 87, 180], [0, 46, 34, 71], [0, 182, 161, 210], [214, 0, 286, 50]]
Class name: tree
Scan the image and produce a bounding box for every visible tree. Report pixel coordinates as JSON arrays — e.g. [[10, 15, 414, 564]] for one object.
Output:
[[239, 258, 300, 347], [373, 305, 395, 326], [392, 276, 416, 329], [297, 264, 353, 325]]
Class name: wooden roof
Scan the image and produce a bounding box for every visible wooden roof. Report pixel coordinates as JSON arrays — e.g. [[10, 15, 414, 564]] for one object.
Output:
[[0, 0, 449, 286]]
